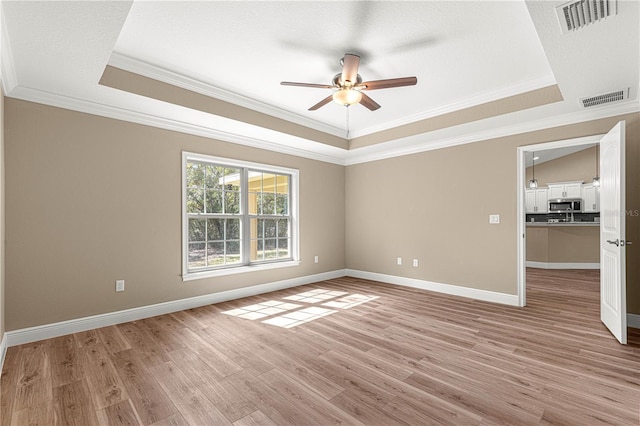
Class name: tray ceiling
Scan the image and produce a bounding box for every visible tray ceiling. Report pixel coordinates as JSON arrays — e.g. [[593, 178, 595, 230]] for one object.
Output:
[[1, 1, 638, 164]]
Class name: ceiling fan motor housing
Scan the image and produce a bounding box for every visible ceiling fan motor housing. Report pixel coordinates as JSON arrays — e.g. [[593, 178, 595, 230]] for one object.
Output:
[[332, 73, 363, 88]]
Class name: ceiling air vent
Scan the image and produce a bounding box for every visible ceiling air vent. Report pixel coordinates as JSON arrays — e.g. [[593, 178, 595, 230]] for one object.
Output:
[[579, 88, 628, 108], [556, 0, 617, 34]]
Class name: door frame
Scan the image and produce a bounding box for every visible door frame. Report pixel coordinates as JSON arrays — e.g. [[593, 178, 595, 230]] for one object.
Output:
[[516, 134, 604, 307]]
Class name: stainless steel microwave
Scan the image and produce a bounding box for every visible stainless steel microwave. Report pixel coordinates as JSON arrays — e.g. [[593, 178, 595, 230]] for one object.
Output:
[[548, 199, 583, 213]]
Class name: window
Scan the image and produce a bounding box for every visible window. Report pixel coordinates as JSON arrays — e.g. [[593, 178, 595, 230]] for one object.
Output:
[[182, 152, 299, 280]]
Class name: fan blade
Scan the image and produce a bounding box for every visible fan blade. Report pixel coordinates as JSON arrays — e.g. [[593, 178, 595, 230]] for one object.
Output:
[[341, 54, 360, 86], [360, 77, 417, 90], [309, 95, 334, 111], [359, 93, 381, 111], [281, 81, 334, 89]]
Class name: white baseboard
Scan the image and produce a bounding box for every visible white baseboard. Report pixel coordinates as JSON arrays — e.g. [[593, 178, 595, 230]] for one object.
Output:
[[526, 261, 600, 270], [3, 268, 635, 354], [345, 269, 520, 306], [5, 269, 346, 347], [628, 313, 640, 330]]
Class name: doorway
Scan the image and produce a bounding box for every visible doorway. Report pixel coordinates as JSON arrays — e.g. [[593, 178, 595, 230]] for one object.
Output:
[[517, 121, 628, 344], [516, 134, 603, 308]]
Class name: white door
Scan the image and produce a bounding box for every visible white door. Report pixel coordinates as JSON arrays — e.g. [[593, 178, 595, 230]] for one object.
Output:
[[600, 121, 627, 344]]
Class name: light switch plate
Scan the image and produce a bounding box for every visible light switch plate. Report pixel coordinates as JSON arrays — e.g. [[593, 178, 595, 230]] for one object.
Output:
[[489, 214, 500, 224]]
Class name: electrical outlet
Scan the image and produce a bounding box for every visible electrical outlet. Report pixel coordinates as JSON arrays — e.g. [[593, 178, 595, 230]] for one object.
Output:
[[115, 280, 125, 292], [413, 259, 419, 267], [397, 257, 402, 266], [314, 255, 319, 264], [489, 214, 500, 224]]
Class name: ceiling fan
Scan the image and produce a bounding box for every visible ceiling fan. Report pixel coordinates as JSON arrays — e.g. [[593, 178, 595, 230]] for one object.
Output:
[[281, 53, 417, 111]]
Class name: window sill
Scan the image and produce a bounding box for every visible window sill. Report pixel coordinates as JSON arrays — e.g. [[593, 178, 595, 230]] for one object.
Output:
[[182, 260, 301, 282]]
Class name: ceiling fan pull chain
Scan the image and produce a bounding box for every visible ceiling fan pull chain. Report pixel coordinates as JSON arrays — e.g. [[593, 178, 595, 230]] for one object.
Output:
[[346, 105, 350, 139]]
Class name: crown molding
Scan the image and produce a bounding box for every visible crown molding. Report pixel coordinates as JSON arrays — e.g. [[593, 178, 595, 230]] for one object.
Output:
[[7, 81, 638, 168], [109, 54, 561, 143], [1, 5, 18, 94], [108, 52, 346, 139], [344, 100, 640, 165], [347, 75, 559, 139], [9, 85, 347, 165]]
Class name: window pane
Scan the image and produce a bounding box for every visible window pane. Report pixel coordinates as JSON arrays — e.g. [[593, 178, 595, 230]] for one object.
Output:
[[276, 194, 288, 215], [188, 242, 206, 268], [226, 241, 241, 264], [276, 174, 289, 194], [187, 189, 204, 214], [278, 238, 289, 258], [225, 191, 240, 214], [258, 218, 264, 237], [189, 218, 206, 242], [277, 219, 289, 238], [187, 163, 205, 188], [205, 190, 223, 213], [261, 173, 276, 193], [227, 219, 240, 240], [206, 218, 223, 241], [262, 193, 275, 215], [264, 219, 276, 238], [265, 239, 277, 259], [204, 165, 223, 190], [207, 241, 224, 266], [223, 168, 241, 190], [248, 192, 259, 215], [252, 239, 264, 261]]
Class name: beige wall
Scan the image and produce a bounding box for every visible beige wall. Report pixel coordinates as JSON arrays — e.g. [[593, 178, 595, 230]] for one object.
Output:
[[345, 113, 640, 315], [526, 145, 598, 187], [3, 98, 639, 331], [526, 226, 600, 263], [4, 99, 345, 330]]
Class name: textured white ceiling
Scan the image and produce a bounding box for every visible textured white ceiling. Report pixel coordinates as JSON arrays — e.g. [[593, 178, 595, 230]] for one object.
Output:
[[112, 0, 556, 136], [1, 0, 638, 164]]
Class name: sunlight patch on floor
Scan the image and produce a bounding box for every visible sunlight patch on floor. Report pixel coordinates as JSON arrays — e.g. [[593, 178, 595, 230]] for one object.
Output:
[[283, 289, 349, 303], [262, 306, 336, 328], [221, 301, 302, 320], [221, 288, 378, 328]]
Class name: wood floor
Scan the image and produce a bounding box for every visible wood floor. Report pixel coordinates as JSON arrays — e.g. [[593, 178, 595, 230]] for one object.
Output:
[[2, 269, 639, 425]]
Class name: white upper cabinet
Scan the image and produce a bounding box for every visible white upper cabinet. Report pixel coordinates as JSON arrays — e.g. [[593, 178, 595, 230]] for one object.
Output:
[[525, 188, 548, 213], [582, 184, 600, 213], [548, 181, 583, 199]]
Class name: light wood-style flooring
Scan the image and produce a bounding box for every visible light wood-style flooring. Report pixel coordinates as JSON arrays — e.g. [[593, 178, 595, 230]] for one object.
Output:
[[2, 269, 639, 425]]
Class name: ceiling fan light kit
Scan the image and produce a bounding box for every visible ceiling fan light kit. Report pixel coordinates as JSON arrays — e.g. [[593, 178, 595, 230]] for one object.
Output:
[[332, 88, 362, 106], [281, 53, 417, 111]]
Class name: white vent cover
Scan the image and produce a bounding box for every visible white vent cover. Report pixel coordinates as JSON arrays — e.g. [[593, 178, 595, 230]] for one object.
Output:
[[579, 88, 629, 108], [556, 0, 617, 34]]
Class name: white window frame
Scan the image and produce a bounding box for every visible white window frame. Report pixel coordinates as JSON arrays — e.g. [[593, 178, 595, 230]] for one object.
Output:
[[182, 152, 300, 281]]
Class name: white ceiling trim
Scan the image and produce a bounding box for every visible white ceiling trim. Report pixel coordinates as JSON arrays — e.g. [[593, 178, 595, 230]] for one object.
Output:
[[344, 100, 640, 166], [109, 52, 346, 139], [1, 6, 18, 94], [8, 85, 347, 166], [110, 52, 559, 142], [347, 74, 559, 139], [6, 83, 639, 168]]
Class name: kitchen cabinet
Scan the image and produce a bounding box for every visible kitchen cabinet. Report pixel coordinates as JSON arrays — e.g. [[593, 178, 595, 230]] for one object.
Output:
[[582, 184, 600, 212], [525, 188, 548, 213], [548, 181, 582, 199]]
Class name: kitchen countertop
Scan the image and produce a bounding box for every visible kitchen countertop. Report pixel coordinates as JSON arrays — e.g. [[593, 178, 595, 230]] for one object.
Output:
[[526, 221, 599, 227]]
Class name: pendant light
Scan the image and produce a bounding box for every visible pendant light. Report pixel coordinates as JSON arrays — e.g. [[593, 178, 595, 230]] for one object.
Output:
[[592, 143, 600, 187], [529, 152, 538, 189]]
